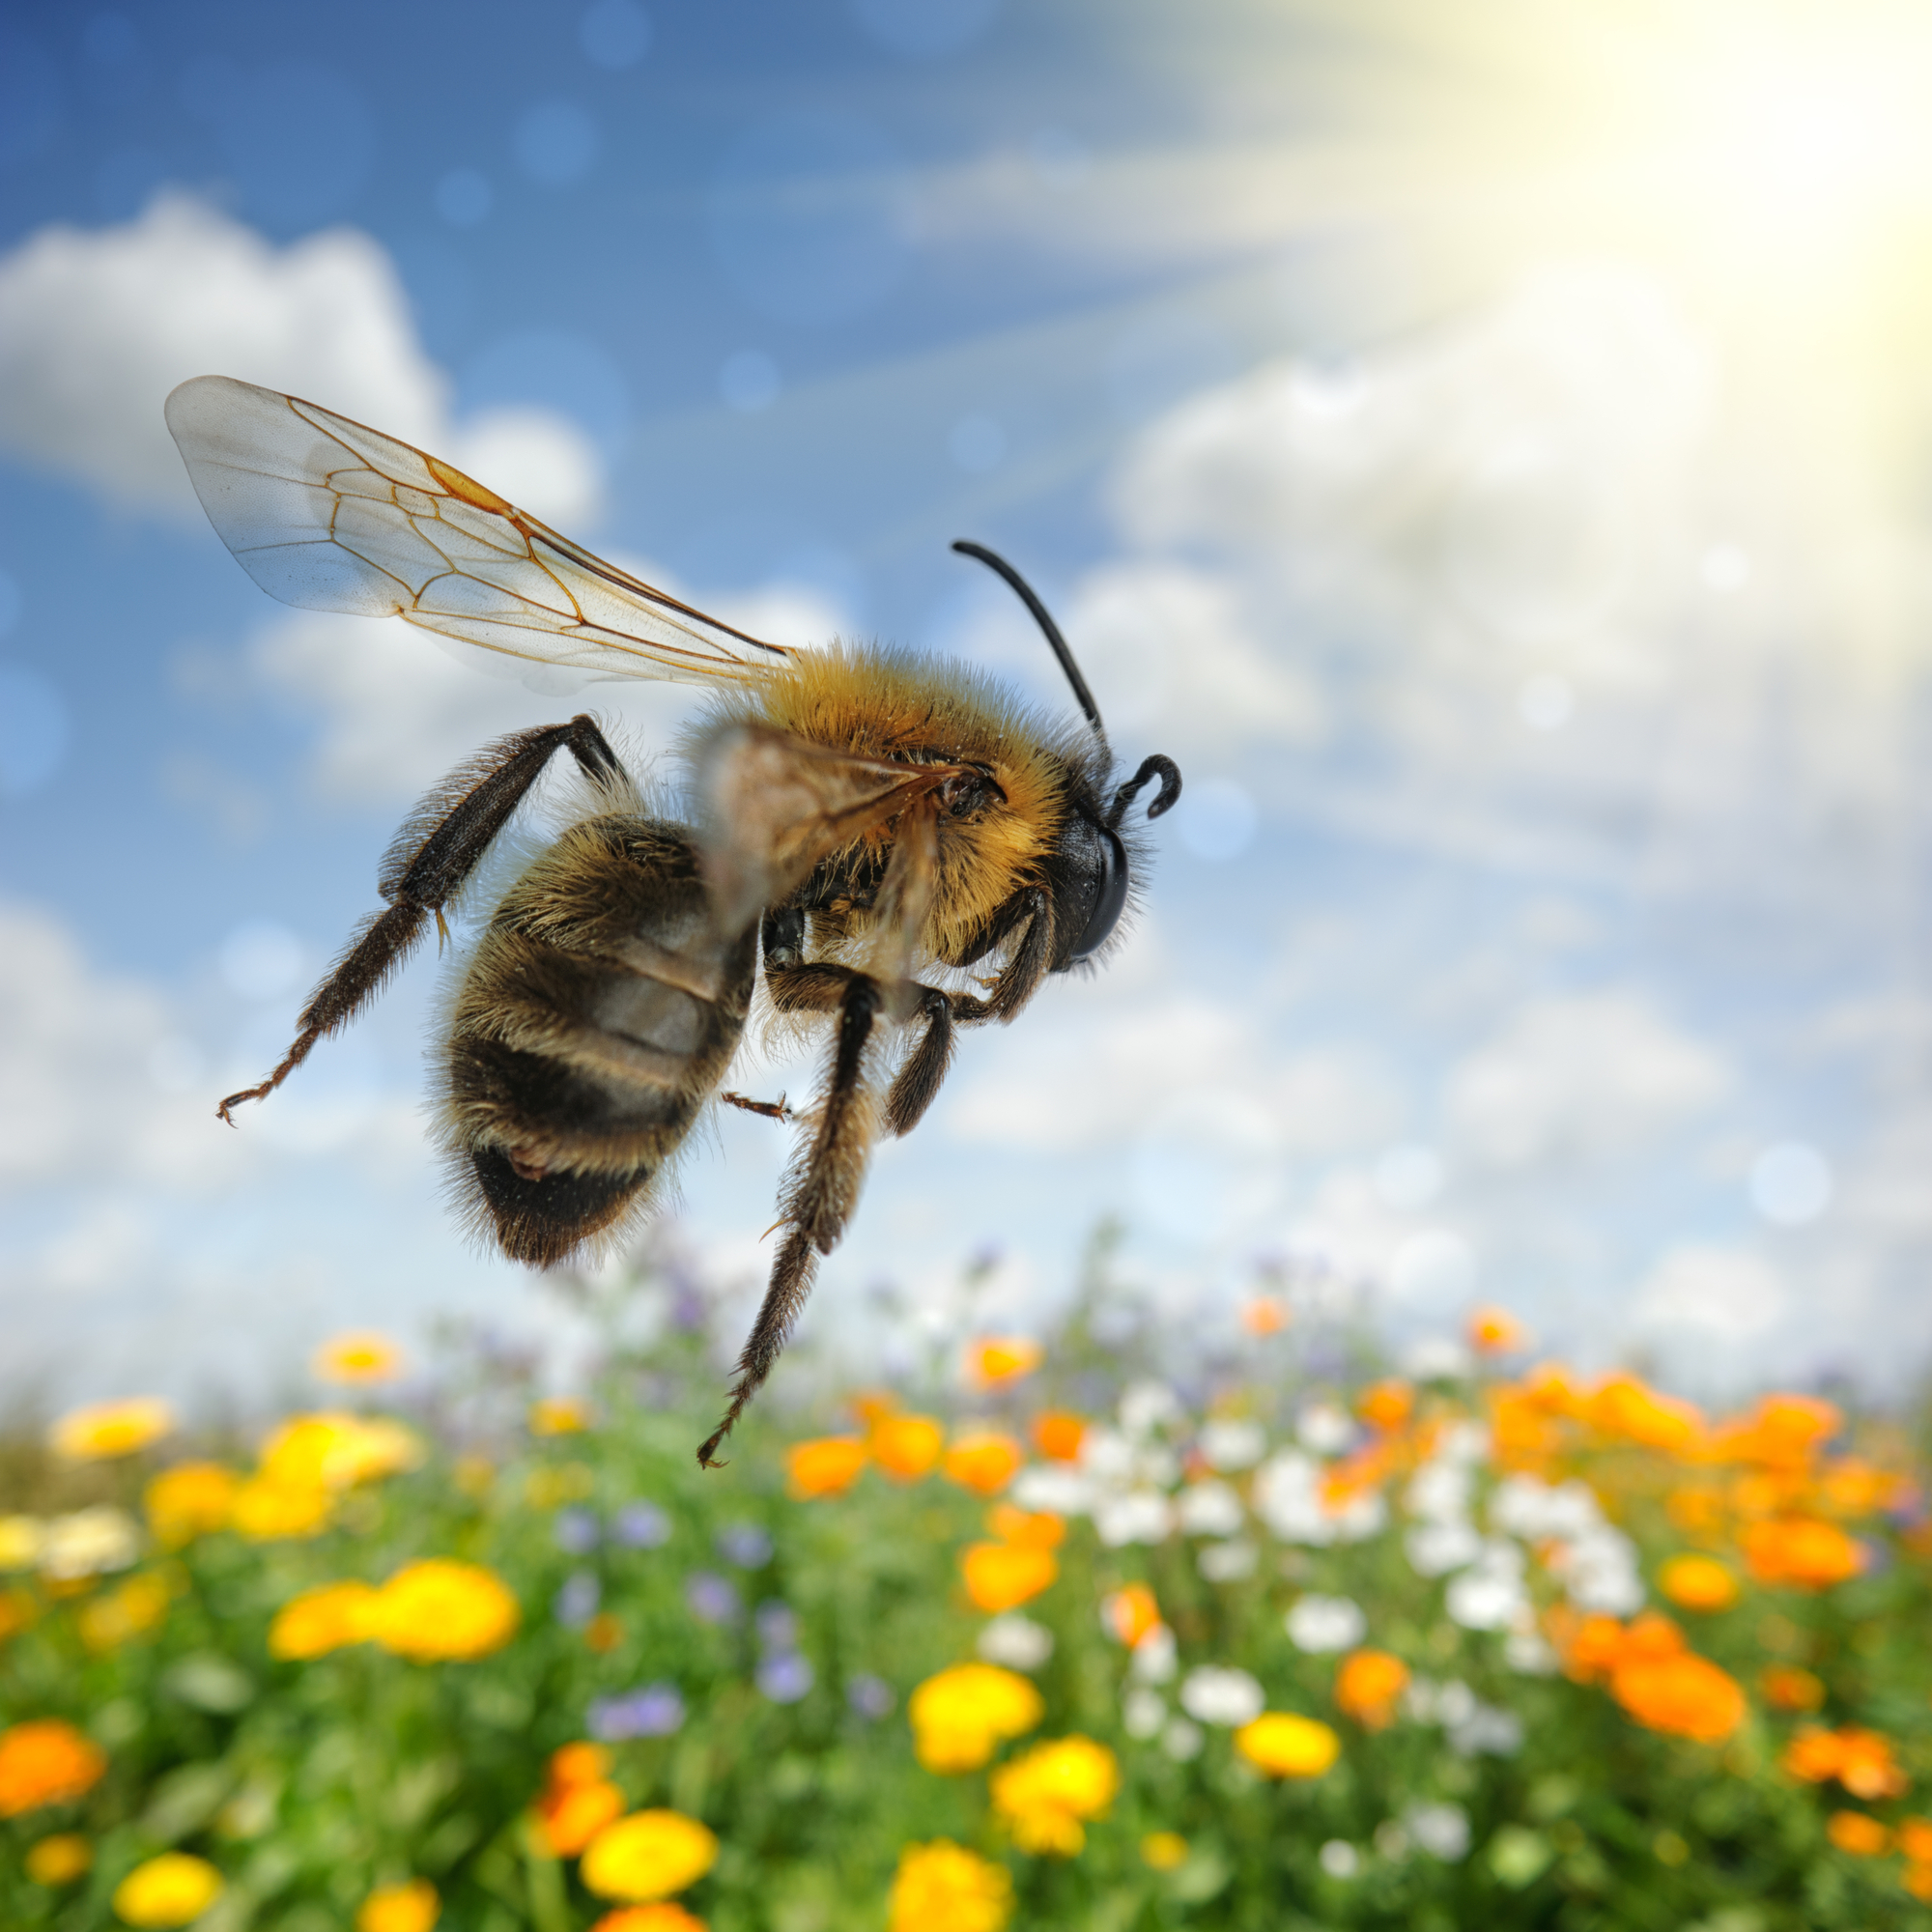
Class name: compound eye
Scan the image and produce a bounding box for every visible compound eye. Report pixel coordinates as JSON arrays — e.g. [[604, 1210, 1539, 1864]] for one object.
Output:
[[1071, 825, 1129, 960]]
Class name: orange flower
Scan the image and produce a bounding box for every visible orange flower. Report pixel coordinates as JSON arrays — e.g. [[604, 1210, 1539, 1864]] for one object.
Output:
[[1743, 1518, 1864, 1590], [987, 1506, 1065, 1549], [1728, 1394, 1841, 1470], [590, 1908, 708, 1932], [1100, 1583, 1162, 1649], [1610, 1651, 1746, 1744], [961, 1543, 1058, 1613], [1782, 1726, 1909, 1800], [356, 1878, 440, 1932], [1556, 1613, 1631, 1683], [1333, 1649, 1409, 1729], [1909, 1863, 1932, 1905], [537, 1778, 626, 1856], [1900, 1819, 1932, 1862], [1665, 1485, 1727, 1535], [943, 1432, 1023, 1497], [868, 1414, 944, 1482], [1760, 1664, 1826, 1713], [1468, 1305, 1530, 1354], [24, 1833, 91, 1885], [1586, 1376, 1705, 1452], [1355, 1379, 1414, 1433], [785, 1436, 867, 1498], [144, 1463, 238, 1547], [585, 1613, 624, 1654], [1031, 1412, 1086, 1463], [0, 1720, 107, 1816], [1238, 1295, 1290, 1337], [1659, 1554, 1741, 1612], [966, 1337, 1043, 1387], [1827, 1811, 1889, 1856]]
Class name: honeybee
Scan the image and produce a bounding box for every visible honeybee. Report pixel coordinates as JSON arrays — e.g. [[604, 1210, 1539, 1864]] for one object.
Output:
[[167, 375, 1180, 1463]]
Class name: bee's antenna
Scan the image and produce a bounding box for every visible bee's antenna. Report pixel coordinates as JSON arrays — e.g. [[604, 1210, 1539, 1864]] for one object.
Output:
[[952, 540, 1104, 737]]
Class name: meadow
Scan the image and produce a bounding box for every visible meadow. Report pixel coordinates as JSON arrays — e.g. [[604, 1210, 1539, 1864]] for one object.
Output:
[[3, 1238, 1930, 1932]]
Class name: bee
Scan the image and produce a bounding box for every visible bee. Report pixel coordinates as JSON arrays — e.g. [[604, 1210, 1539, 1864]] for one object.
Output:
[[167, 375, 1180, 1463]]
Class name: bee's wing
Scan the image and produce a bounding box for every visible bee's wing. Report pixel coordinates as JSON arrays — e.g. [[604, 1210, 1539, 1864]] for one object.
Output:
[[165, 375, 792, 691], [695, 724, 964, 936]]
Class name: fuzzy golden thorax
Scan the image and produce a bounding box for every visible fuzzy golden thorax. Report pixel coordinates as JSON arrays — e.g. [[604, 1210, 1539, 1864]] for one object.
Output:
[[694, 643, 1097, 962]]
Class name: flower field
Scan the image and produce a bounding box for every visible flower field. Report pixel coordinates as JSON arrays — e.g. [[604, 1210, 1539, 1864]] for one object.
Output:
[[4, 1248, 1932, 1930]]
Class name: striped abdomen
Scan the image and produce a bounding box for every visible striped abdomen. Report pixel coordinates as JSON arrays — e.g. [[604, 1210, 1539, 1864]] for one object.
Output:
[[444, 815, 756, 1265]]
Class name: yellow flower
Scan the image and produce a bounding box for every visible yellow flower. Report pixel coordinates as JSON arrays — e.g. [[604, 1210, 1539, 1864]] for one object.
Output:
[[888, 1840, 1012, 1932], [368, 1560, 520, 1662], [989, 1736, 1119, 1856], [1235, 1712, 1341, 1778], [315, 1330, 406, 1385], [786, 1436, 868, 1498], [909, 1663, 1044, 1772], [0, 1515, 42, 1570], [356, 1877, 440, 1932], [270, 1580, 380, 1660], [50, 1397, 174, 1462], [1828, 1811, 1889, 1857], [1467, 1305, 1530, 1354], [0, 1586, 37, 1644], [1141, 1832, 1188, 1871], [77, 1572, 173, 1653], [580, 1809, 719, 1901], [966, 1337, 1043, 1387], [260, 1413, 423, 1489], [0, 1719, 107, 1815], [1659, 1553, 1742, 1612], [26, 1833, 93, 1885], [590, 1909, 709, 1932], [144, 1464, 238, 1547], [112, 1852, 223, 1926], [960, 1542, 1058, 1613], [530, 1396, 593, 1435], [942, 1431, 1024, 1497], [230, 1477, 334, 1542]]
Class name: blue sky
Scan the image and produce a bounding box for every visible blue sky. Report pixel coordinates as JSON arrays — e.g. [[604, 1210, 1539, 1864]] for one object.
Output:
[[7, 0, 1932, 1409]]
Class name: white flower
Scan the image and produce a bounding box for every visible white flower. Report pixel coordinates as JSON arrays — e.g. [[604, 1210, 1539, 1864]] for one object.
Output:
[[1297, 1402, 1356, 1454], [1505, 1629, 1560, 1675], [1444, 1542, 1527, 1631], [1010, 1466, 1094, 1515], [1374, 1820, 1410, 1861], [1285, 1594, 1367, 1653], [1402, 1338, 1473, 1381], [977, 1613, 1054, 1671], [1548, 1525, 1644, 1614], [1199, 1418, 1266, 1470], [1319, 1840, 1360, 1879], [1326, 1490, 1388, 1542], [1079, 1428, 1136, 1482], [1094, 1490, 1174, 1548], [1405, 1803, 1471, 1861], [1406, 1520, 1482, 1577], [1448, 1704, 1524, 1757], [1120, 1380, 1183, 1436], [1177, 1480, 1244, 1537], [1405, 1462, 1472, 1524], [1491, 1475, 1601, 1541], [1198, 1540, 1259, 1582], [1160, 1716, 1204, 1760], [1251, 1451, 1329, 1542], [1122, 1688, 1167, 1738], [1130, 1624, 1178, 1683], [40, 1506, 139, 1578], [1179, 1665, 1265, 1727], [1436, 1420, 1491, 1464]]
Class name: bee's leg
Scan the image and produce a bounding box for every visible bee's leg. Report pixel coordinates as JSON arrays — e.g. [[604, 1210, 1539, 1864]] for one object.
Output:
[[216, 715, 620, 1123], [721, 1091, 794, 1122], [984, 887, 1055, 1019], [885, 985, 957, 1135], [697, 970, 883, 1467]]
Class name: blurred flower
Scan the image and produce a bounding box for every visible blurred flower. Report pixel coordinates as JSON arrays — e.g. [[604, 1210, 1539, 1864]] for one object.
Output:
[[1235, 1713, 1341, 1778], [1199, 1540, 1259, 1581], [78, 1571, 173, 1653], [1320, 1840, 1360, 1879], [1198, 1418, 1266, 1470], [786, 1436, 867, 1498], [1141, 1831, 1187, 1871], [356, 1877, 440, 1932], [0, 1516, 41, 1570], [1782, 1725, 1910, 1799], [754, 1602, 799, 1650], [909, 1662, 1043, 1772], [715, 1523, 773, 1568], [1446, 1548, 1532, 1631], [1760, 1663, 1826, 1712], [259, 1412, 424, 1489], [0, 1586, 35, 1642], [944, 1432, 1024, 1497], [1827, 1811, 1889, 1856], [1122, 1688, 1165, 1738], [1743, 1517, 1865, 1589], [1176, 1480, 1244, 1537], [1120, 1381, 1182, 1435], [313, 1329, 405, 1385], [847, 1674, 894, 1719], [1253, 1452, 1383, 1546], [990, 1736, 1119, 1855], [581, 1809, 719, 1901], [269, 1580, 378, 1660], [1659, 1553, 1741, 1611], [554, 1574, 602, 1627], [1612, 1649, 1746, 1744], [49, 1397, 173, 1461], [537, 1773, 627, 1856], [1405, 1520, 1483, 1577], [25, 1832, 91, 1884], [1094, 1490, 1174, 1547], [144, 1464, 238, 1547], [887, 1839, 1011, 1932], [1161, 1716, 1204, 1760], [1297, 1403, 1356, 1454], [1032, 1411, 1086, 1463], [526, 1463, 595, 1507], [531, 1396, 593, 1435], [112, 1852, 223, 1926], [1468, 1306, 1530, 1354], [231, 1478, 333, 1542], [1179, 1666, 1264, 1727], [1587, 1376, 1705, 1453], [1238, 1294, 1290, 1336], [757, 1653, 814, 1703], [967, 1337, 1042, 1387], [555, 1508, 602, 1554], [1357, 1379, 1415, 1432], [454, 1456, 495, 1497], [684, 1572, 741, 1625], [1101, 1583, 1162, 1648], [987, 1505, 1065, 1548], [1406, 1803, 1471, 1861], [40, 1507, 140, 1578], [613, 1502, 671, 1548], [588, 1685, 686, 1741], [978, 1613, 1054, 1671], [1901, 1819, 1932, 1862], [1286, 1595, 1367, 1653], [869, 1413, 944, 1481], [1335, 1649, 1410, 1728], [590, 1909, 707, 1932], [962, 1542, 1058, 1613], [549, 1743, 611, 1787], [368, 1560, 520, 1662], [0, 1719, 107, 1815], [1130, 1625, 1179, 1684]]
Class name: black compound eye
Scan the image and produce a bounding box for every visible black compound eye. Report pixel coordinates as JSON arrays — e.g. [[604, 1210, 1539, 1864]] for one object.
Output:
[[1071, 825, 1129, 961]]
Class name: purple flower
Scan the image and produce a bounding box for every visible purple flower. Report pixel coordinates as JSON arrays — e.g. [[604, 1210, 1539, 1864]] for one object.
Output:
[[757, 1652, 814, 1704], [685, 1571, 741, 1625], [846, 1674, 893, 1719], [554, 1508, 601, 1554], [715, 1521, 773, 1569], [587, 1683, 686, 1741], [754, 1601, 799, 1652], [554, 1572, 601, 1627], [613, 1502, 671, 1548]]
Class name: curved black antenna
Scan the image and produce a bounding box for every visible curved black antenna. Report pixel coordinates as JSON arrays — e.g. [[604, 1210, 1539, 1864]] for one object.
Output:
[[952, 540, 1104, 737], [1108, 753, 1182, 826]]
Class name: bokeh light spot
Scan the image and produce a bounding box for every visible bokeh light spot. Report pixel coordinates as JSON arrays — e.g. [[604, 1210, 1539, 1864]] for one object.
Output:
[[849, 0, 1000, 59], [581, 0, 653, 70], [435, 167, 493, 228], [514, 99, 599, 186]]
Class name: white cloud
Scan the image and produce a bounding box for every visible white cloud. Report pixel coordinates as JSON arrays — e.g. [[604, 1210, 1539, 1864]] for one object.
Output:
[[0, 193, 601, 526], [1445, 992, 1730, 1170], [1633, 1244, 1787, 1342]]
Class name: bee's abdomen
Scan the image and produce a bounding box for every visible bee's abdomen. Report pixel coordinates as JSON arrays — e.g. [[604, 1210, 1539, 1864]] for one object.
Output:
[[444, 817, 755, 1264]]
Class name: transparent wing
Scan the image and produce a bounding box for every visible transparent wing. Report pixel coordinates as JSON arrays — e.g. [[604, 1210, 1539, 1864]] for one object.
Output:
[[165, 375, 792, 690]]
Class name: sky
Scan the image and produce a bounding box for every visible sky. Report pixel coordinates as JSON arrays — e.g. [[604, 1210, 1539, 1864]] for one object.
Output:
[[7, 0, 1932, 1411]]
